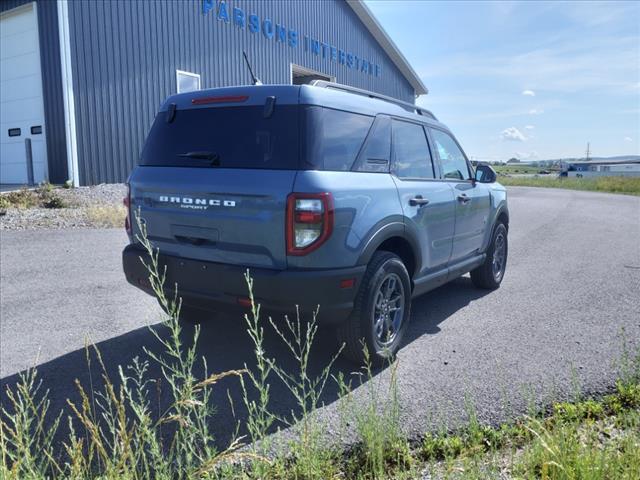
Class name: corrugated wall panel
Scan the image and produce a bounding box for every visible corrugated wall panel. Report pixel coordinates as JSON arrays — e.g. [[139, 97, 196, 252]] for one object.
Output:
[[0, 0, 27, 9], [66, 0, 417, 185], [1, 0, 68, 183], [36, 0, 67, 183]]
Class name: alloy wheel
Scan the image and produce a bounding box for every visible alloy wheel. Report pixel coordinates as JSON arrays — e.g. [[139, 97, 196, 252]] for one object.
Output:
[[372, 272, 405, 348]]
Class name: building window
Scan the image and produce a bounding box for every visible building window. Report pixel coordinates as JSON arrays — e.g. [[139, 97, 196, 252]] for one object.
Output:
[[291, 64, 334, 85], [176, 70, 201, 93]]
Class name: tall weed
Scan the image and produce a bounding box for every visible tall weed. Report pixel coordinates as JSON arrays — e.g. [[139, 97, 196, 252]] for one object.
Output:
[[1, 211, 247, 479]]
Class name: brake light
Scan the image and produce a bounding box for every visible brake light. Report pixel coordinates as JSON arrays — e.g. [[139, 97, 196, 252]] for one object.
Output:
[[237, 297, 252, 308], [191, 95, 249, 105], [286, 193, 334, 256], [340, 278, 356, 289], [124, 184, 131, 234]]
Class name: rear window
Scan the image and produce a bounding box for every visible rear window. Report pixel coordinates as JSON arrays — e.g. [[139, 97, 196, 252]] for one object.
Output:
[[303, 106, 374, 171], [140, 105, 299, 169]]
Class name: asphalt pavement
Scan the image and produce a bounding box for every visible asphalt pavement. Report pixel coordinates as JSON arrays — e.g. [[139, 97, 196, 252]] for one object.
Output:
[[1, 187, 639, 449]]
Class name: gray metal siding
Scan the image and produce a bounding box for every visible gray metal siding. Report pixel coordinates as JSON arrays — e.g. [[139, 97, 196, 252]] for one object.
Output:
[[0, 0, 30, 13], [66, 0, 416, 185], [1, 0, 68, 183]]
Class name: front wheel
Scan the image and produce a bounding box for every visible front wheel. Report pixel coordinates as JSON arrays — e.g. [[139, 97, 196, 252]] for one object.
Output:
[[471, 222, 508, 289], [337, 251, 411, 365]]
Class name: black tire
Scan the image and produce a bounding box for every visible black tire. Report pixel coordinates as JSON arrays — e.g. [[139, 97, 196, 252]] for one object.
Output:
[[336, 251, 412, 366], [470, 222, 508, 289]]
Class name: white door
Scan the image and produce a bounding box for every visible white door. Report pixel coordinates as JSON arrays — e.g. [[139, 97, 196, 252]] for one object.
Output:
[[0, 3, 47, 184]]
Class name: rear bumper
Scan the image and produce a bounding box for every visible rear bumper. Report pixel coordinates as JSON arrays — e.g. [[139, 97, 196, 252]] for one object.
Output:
[[122, 244, 365, 324]]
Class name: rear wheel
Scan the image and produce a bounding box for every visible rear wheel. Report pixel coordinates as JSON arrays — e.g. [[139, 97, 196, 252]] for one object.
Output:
[[471, 222, 508, 289], [337, 251, 411, 365]]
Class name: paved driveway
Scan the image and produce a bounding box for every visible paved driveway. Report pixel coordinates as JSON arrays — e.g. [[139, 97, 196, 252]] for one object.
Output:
[[1, 187, 639, 448]]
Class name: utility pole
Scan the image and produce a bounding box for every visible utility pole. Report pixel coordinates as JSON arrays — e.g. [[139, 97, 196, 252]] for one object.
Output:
[[585, 142, 591, 161]]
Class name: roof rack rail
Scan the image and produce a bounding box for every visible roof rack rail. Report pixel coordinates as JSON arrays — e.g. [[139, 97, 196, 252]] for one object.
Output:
[[309, 80, 437, 121]]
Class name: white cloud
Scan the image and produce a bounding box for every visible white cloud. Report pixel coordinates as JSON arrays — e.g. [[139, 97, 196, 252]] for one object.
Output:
[[524, 125, 535, 129], [529, 108, 544, 115], [522, 90, 536, 96], [501, 127, 526, 142], [624, 136, 633, 142]]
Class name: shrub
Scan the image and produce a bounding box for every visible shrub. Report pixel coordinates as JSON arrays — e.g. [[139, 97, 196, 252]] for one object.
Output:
[[0, 189, 39, 209], [36, 183, 67, 209], [0, 185, 67, 210], [40, 193, 67, 209]]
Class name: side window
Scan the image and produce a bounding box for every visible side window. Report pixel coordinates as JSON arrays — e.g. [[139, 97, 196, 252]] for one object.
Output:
[[353, 116, 391, 173], [311, 108, 374, 171], [431, 129, 471, 180], [392, 120, 434, 179]]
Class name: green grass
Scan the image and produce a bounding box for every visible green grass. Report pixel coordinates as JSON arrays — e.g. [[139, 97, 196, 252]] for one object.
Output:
[[1, 210, 639, 479], [493, 164, 545, 175], [420, 381, 640, 479], [499, 175, 640, 196]]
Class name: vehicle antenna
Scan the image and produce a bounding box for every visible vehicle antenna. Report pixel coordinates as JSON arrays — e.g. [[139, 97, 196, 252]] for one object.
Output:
[[243, 51, 262, 86]]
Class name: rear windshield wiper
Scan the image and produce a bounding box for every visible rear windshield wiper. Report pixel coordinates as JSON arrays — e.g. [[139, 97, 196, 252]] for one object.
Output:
[[177, 151, 220, 166]]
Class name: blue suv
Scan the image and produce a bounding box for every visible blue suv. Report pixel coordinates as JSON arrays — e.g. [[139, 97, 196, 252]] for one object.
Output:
[[123, 82, 509, 364]]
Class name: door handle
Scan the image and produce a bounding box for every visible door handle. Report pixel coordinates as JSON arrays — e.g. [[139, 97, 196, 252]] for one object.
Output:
[[175, 235, 207, 245], [457, 193, 471, 204], [409, 195, 430, 207]]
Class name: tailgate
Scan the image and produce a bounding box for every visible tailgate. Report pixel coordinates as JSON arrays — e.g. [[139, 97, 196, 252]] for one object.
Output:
[[129, 166, 296, 269]]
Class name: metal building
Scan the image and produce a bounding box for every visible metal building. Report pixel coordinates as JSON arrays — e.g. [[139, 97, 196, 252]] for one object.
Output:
[[565, 160, 640, 178], [1, 0, 426, 186]]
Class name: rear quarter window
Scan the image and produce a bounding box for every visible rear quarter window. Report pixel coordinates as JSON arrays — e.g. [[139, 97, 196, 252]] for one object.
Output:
[[303, 107, 373, 171], [353, 116, 391, 173]]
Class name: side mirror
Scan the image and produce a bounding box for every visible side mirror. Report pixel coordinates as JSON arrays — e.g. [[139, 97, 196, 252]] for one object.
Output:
[[474, 163, 497, 183]]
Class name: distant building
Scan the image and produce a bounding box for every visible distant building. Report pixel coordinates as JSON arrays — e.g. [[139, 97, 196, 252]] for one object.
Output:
[[563, 160, 640, 178]]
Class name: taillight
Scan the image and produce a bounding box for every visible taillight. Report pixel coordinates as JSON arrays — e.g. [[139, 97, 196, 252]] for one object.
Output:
[[191, 95, 249, 105], [124, 184, 131, 234], [286, 193, 334, 256]]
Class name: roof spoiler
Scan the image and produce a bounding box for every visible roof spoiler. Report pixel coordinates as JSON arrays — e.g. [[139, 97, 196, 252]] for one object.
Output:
[[310, 80, 437, 121]]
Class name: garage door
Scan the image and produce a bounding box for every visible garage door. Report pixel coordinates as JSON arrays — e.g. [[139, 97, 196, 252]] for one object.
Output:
[[0, 3, 47, 185]]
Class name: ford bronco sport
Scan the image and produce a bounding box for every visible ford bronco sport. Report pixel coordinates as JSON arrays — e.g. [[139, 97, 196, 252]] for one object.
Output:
[[123, 82, 509, 365]]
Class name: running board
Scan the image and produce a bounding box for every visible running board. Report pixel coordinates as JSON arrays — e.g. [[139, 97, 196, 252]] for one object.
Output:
[[412, 253, 486, 298]]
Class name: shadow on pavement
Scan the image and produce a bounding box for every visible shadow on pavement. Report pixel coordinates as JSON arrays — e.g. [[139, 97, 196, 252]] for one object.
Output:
[[1, 275, 490, 453]]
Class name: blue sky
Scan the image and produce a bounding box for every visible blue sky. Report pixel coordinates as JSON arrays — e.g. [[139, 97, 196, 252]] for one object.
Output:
[[366, 0, 640, 161]]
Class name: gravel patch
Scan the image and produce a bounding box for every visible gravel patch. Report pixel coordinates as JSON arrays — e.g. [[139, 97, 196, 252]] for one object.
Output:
[[0, 184, 127, 230], [55, 183, 127, 208]]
